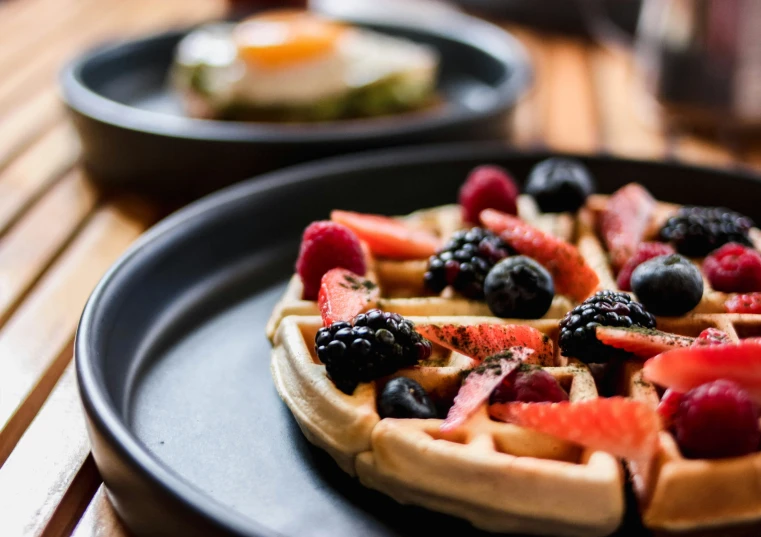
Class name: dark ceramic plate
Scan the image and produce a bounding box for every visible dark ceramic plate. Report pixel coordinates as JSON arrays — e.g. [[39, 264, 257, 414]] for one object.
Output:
[[76, 142, 761, 537], [60, 13, 530, 200]]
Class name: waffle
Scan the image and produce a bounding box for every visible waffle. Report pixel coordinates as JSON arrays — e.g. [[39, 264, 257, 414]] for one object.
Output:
[[268, 184, 761, 536]]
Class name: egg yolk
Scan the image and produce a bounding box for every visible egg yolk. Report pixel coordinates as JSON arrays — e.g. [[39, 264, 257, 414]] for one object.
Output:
[[233, 11, 346, 69]]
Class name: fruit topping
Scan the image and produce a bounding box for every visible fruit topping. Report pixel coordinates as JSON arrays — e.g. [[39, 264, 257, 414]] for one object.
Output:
[[378, 377, 437, 419], [559, 290, 656, 363], [415, 323, 554, 366], [594, 326, 694, 358], [442, 348, 533, 431], [330, 210, 441, 260], [458, 165, 519, 224], [423, 227, 514, 299], [657, 389, 683, 428], [317, 268, 379, 326], [694, 327, 732, 346], [315, 309, 432, 394], [673, 380, 760, 459], [642, 340, 761, 403], [703, 243, 761, 293], [484, 256, 555, 319], [616, 242, 675, 292], [524, 157, 595, 213], [659, 206, 754, 257], [490, 397, 661, 461], [481, 209, 599, 301], [630, 254, 704, 316], [725, 293, 761, 314], [490, 366, 569, 404], [600, 183, 656, 271], [296, 221, 366, 300]]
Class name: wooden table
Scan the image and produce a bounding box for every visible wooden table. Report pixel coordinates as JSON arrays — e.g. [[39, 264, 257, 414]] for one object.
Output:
[[2, 1, 761, 536]]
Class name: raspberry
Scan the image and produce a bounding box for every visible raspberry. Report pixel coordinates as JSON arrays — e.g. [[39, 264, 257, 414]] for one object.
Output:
[[458, 165, 519, 224], [296, 221, 366, 300], [659, 206, 754, 257], [703, 243, 761, 293], [616, 242, 675, 291], [725, 293, 761, 314], [490, 366, 569, 404], [693, 328, 732, 346], [674, 379, 760, 459], [657, 388, 683, 428]]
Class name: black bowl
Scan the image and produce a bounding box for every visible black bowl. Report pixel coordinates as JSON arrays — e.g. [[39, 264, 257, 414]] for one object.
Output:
[[76, 142, 761, 537], [60, 13, 530, 200]]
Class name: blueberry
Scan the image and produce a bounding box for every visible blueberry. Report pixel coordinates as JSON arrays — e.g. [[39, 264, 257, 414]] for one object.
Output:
[[484, 256, 555, 318], [631, 254, 703, 316], [525, 158, 595, 213], [377, 377, 437, 419]]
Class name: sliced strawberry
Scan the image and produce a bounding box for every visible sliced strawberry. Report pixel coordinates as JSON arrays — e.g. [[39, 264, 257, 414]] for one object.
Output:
[[480, 209, 599, 302], [643, 340, 761, 403], [657, 388, 683, 428], [317, 268, 379, 326], [693, 328, 732, 346], [594, 326, 694, 358], [490, 397, 661, 461], [441, 348, 533, 431], [416, 323, 554, 365], [331, 210, 441, 260], [600, 183, 656, 271]]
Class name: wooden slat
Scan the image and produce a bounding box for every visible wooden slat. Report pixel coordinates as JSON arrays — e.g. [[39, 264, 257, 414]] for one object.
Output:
[[0, 198, 156, 467], [0, 123, 79, 236], [0, 168, 98, 326], [71, 487, 131, 537], [0, 363, 100, 537], [0, 89, 62, 172], [673, 135, 737, 167]]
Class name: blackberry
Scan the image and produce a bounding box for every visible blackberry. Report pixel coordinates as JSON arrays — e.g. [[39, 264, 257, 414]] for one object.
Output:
[[659, 206, 754, 257], [314, 309, 432, 394], [423, 227, 515, 299], [559, 290, 656, 364]]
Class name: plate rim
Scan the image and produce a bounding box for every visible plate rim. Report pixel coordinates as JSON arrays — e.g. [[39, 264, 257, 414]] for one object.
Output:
[[59, 13, 532, 144], [75, 141, 761, 537]]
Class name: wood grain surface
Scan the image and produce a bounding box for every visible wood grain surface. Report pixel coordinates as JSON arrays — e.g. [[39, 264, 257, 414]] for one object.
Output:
[[0, 1, 759, 536]]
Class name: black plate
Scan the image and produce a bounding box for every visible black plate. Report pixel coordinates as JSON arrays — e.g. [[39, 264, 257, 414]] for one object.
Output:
[[76, 143, 761, 537], [60, 13, 530, 200]]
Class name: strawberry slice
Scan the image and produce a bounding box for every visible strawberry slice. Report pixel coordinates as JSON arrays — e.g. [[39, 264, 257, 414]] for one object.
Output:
[[643, 340, 761, 403], [594, 326, 694, 358], [490, 397, 661, 461], [317, 268, 379, 326], [600, 183, 656, 271], [693, 328, 732, 346], [441, 348, 533, 431], [416, 323, 553, 365], [331, 210, 441, 260], [480, 209, 599, 301]]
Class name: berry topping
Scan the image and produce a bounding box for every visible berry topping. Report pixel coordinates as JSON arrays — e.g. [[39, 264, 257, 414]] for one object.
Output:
[[594, 326, 694, 358], [490, 397, 661, 461], [694, 328, 732, 346], [484, 256, 555, 319], [330, 210, 441, 260], [314, 309, 432, 394], [378, 377, 437, 419], [423, 227, 514, 299], [415, 323, 554, 365], [725, 293, 761, 314], [657, 388, 683, 428], [703, 243, 761, 293], [481, 209, 599, 301], [442, 348, 533, 431], [317, 268, 379, 326], [659, 206, 754, 257], [630, 254, 704, 316], [673, 380, 760, 459], [458, 165, 519, 224], [643, 340, 761, 403], [559, 290, 656, 364], [616, 242, 675, 292], [296, 221, 366, 300], [600, 183, 656, 271], [490, 366, 569, 404], [524, 157, 595, 213]]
